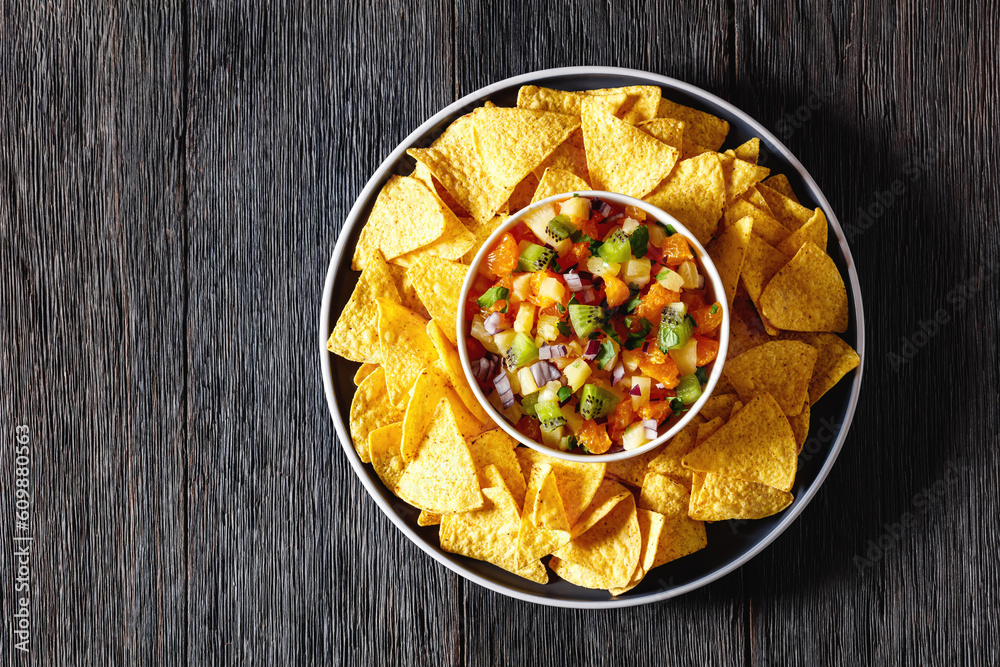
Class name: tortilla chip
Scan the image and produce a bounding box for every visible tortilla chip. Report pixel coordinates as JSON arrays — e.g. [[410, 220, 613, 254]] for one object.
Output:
[[720, 150, 770, 202], [741, 233, 790, 335], [376, 299, 439, 406], [783, 332, 860, 404], [506, 172, 539, 213], [610, 508, 667, 594], [516, 463, 572, 566], [706, 216, 753, 306], [743, 186, 775, 216], [699, 394, 740, 422], [572, 479, 632, 537], [468, 429, 526, 507], [777, 207, 828, 256], [406, 256, 468, 345], [531, 167, 590, 204], [734, 138, 760, 163], [646, 416, 704, 488], [515, 448, 606, 525], [368, 422, 407, 492], [349, 367, 405, 464], [440, 465, 548, 583], [581, 100, 679, 199], [723, 341, 817, 416], [353, 362, 379, 386], [681, 393, 797, 491], [533, 128, 590, 183], [425, 320, 492, 423], [681, 140, 712, 160], [408, 113, 512, 225], [328, 249, 400, 363], [728, 298, 772, 357], [763, 174, 799, 203], [385, 264, 430, 318], [471, 106, 579, 191], [696, 417, 726, 444], [549, 557, 611, 590], [760, 242, 849, 333], [723, 199, 790, 248], [787, 402, 810, 453], [395, 398, 483, 512], [689, 472, 794, 521], [757, 183, 814, 232], [402, 364, 484, 461], [418, 510, 442, 526], [351, 176, 459, 269], [644, 152, 725, 245], [389, 213, 475, 267], [651, 505, 707, 567], [638, 117, 686, 149], [461, 214, 507, 264], [657, 98, 729, 151], [411, 161, 468, 217], [638, 472, 690, 516], [553, 494, 641, 590], [604, 443, 663, 488], [517, 85, 660, 124]]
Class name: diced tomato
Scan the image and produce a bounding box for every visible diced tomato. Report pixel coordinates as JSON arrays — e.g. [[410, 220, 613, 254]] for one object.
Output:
[[638, 355, 680, 389], [515, 416, 542, 442], [556, 242, 592, 271], [486, 233, 520, 278], [691, 302, 724, 335], [465, 337, 487, 359], [695, 336, 720, 366], [607, 400, 636, 443], [603, 274, 630, 307], [636, 283, 680, 323], [661, 234, 694, 265], [577, 420, 612, 454]]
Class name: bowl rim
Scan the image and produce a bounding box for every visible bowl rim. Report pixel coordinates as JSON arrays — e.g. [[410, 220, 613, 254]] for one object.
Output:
[[318, 65, 866, 609], [455, 190, 730, 463]]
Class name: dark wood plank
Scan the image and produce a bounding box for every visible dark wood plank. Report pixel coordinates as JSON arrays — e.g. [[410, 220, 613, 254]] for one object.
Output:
[[183, 1, 459, 663], [0, 1, 187, 663], [733, 1, 1000, 664]]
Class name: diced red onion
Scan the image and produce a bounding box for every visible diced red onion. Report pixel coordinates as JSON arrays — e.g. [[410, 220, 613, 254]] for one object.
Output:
[[580, 287, 596, 303], [484, 311, 502, 335], [564, 272, 584, 292], [697, 275, 705, 289], [629, 384, 642, 396], [593, 200, 612, 217], [582, 340, 601, 360], [538, 344, 567, 360], [655, 382, 665, 390], [473, 358, 490, 380], [530, 361, 560, 387], [611, 363, 625, 386], [643, 419, 658, 439], [606, 213, 625, 223], [494, 370, 515, 408]]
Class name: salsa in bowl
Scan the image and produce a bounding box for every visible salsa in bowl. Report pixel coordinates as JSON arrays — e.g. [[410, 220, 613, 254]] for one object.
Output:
[[458, 191, 730, 462]]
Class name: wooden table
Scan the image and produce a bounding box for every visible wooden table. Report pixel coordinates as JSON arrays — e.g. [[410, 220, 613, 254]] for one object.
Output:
[[2, 1, 997, 664]]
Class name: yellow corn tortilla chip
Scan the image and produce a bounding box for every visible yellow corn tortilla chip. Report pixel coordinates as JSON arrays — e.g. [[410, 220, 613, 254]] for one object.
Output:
[[706, 216, 753, 306], [425, 320, 492, 423], [757, 183, 813, 232], [646, 416, 704, 488], [406, 256, 468, 344], [651, 504, 707, 567], [689, 472, 793, 521], [395, 398, 483, 513], [468, 429, 526, 507], [593, 86, 661, 123], [353, 362, 379, 386], [328, 249, 400, 363], [533, 128, 590, 183], [402, 364, 484, 461], [388, 213, 475, 267], [657, 98, 730, 151], [787, 402, 810, 453], [515, 448, 606, 525], [609, 508, 668, 595], [386, 264, 430, 318], [531, 167, 590, 204], [603, 445, 661, 489], [760, 242, 849, 333], [571, 479, 632, 538], [644, 152, 725, 245], [553, 494, 641, 590], [376, 298, 439, 406], [682, 393, 798, 491], [763, 174, 799, 203], [783, 332, 860, 404], [516, 463, 572, 566], [506, 172, 539, 213], [681, 139, 712, 160], [723, 199, 790, 248], [417, 510, 442, 526], [549, 557, 611, 591], [720, 149, 770, 202], [734, 137, 760, 163], [471, 106, 580, 191], [461, 213, 507, 264], [352, 176, 457, 269], [349, 367, 405, 464], [581, 100, 679, 199], [407, 113, 512, 225], [638, 117, 686, 149], [440, 465, 548, 584], [638, 472, 690, 516], [741, 233, 790, 335], [411, 161, 468, 217], [744, 186, 775, 216], [776, 207, 828, 256], [368, 422, 407, 492], [517, 85, 661, 124], [698, 394, 740, 422], [696, 417, 726, 444], [729, 298, 772, 357], [723, 340, 818, 417]]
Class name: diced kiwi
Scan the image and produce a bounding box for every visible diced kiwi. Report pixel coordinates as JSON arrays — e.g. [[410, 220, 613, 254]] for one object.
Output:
[[597, 228, 632, 264], [504, 331, 539, 370], [535, 400, 567, 432], [579, 383, 620, 420], [568, 304, 605, 338], [517, 243, 557, 272], [658, 308, 695, 352], [675, 373, 703, 405], [521, 391, 541, 417], [546, 214, 576, 242]]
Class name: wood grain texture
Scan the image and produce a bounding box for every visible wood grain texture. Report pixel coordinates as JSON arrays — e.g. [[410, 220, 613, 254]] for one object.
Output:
[[0, 0, 998, 665]]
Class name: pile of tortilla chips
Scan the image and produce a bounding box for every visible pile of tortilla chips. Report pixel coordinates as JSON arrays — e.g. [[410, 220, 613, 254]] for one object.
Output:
[[327, 85, 860, 594]]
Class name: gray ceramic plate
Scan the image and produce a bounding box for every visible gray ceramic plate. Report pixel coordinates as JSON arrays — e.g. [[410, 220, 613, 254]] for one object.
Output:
[[319, 66, 865, 608]]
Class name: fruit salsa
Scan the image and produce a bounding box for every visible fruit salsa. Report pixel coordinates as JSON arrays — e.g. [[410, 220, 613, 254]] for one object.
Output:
[[466, 195, 723, 455]]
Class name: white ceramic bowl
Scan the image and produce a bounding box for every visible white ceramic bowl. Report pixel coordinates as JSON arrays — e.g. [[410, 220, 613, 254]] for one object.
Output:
[[456, 191, 730, 463]]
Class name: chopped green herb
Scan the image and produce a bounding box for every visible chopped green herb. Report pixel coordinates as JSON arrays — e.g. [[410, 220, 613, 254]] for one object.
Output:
[[601, 323, 622, 346], [476, 286, 509, 313], [556, 303, 566, 314], [570, 230, 593, 244], [629, 225, 649, 259], [568, 295, 580, 307], [710, 304, 719, 314], [695, 366, 709, 384], [625, 294, 643, 313], [595, 340, 616, 369], [557, 386, 572, 403], [556, 321, 572, 337], [669, 397, 687, 416]]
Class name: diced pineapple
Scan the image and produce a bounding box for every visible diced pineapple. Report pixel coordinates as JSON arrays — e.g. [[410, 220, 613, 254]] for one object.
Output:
[[506, 369, 521, 395], [622, 422, 649, 450], [623, 258, 652, 288], [512, 273, 533, 301], [621, 217, 640, 234], [552, 356, 573, 370], [493, 330, 517, 354], [648, 224, 666, 247], [567, 340, 583, 357], [538, 381, 562, 403], [678, 260, 701, 289], [513, 303, 536, 333], [621, 349, 641, 372], [669, 337, 699, 376], [563, 358, 592, 392], [470, 315, 501, 354], [657, 268, 686, 292], [538, 277, 566, 304], [517, 367, 539, 396], [559, 196, 590, 221], [541, 425, 564, 448], [522, 203, 559, 245], [630, 376, 651, 410], [536, 314, 561, 342], [564, 409, 583, 435], [586, 256, 620, 277]]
